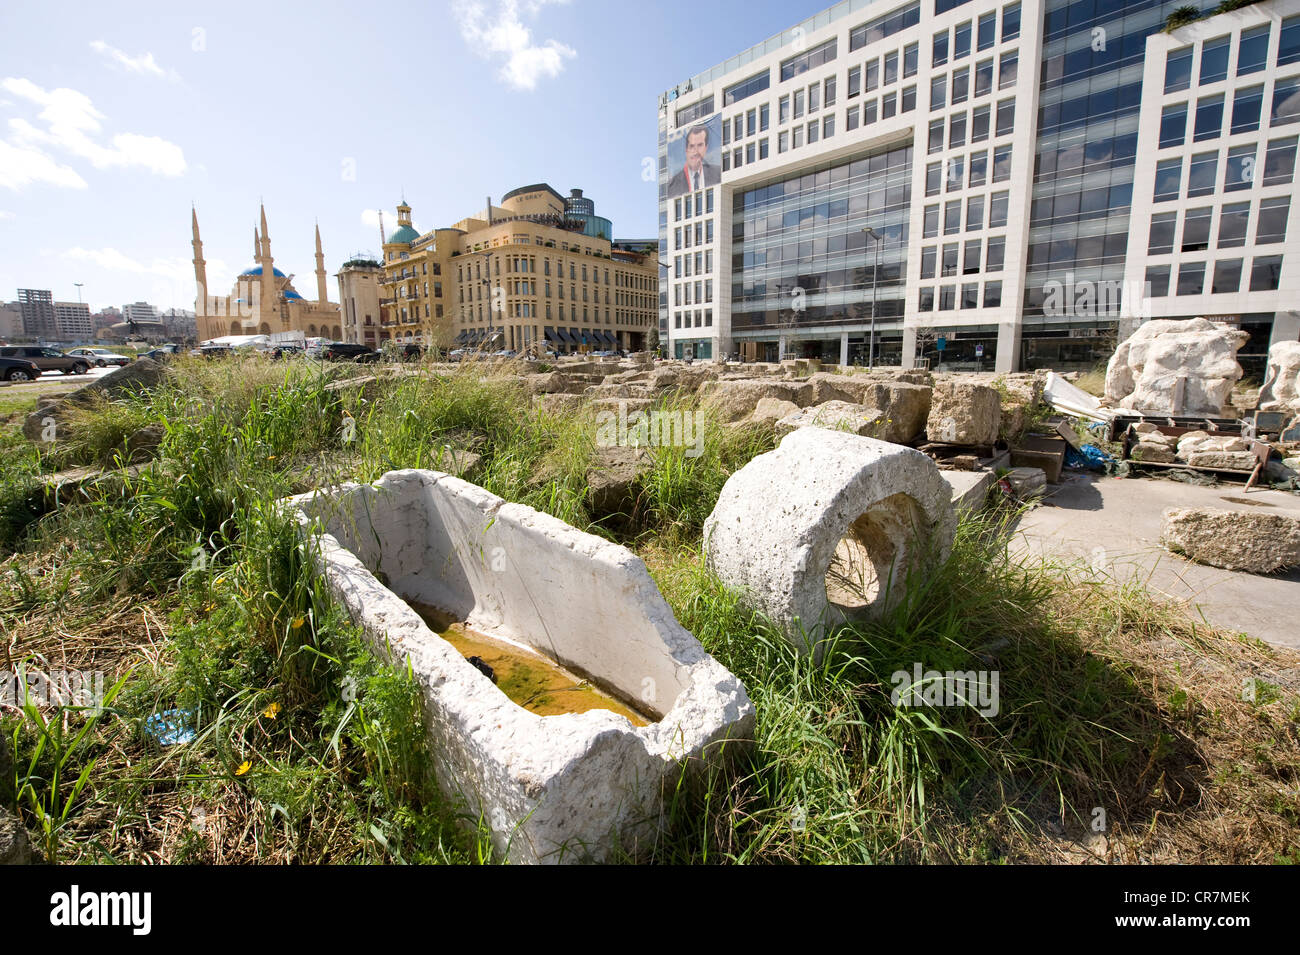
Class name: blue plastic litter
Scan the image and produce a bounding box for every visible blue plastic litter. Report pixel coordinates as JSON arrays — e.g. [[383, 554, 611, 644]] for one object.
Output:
[[1066, 443, 1114, 472], [146, 708, 197, 746]]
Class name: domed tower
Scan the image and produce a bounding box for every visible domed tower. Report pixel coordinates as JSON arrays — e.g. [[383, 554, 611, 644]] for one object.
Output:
[[383, 200, 420, 257]]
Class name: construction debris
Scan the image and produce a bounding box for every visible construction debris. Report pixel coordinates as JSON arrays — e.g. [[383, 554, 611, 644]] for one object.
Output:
[[1161, 507, 1300, 573]]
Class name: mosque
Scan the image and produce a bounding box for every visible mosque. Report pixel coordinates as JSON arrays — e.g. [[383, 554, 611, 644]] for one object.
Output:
[[192, 204, 341, 341]]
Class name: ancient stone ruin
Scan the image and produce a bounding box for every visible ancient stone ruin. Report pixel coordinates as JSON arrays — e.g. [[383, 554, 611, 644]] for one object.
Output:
[[1103, 318, 1248, 416]]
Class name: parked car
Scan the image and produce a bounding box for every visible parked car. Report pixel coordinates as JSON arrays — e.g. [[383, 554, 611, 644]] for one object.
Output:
[[65, 347, 132, 368], [192, 345, 235, 358], [0, 345, 91, 375], [0, 355, 42, 382], [321, 342, 380, 363]]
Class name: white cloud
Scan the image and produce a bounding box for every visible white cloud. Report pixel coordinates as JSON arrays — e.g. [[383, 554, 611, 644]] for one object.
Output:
[[0, 138, 88, 190], [62, 246, 233, 310], [453, 0, 576, 91], [0, 210, 13, 219], [362, 208, 419, 234], [0, 77, 187, 184], [89, 40, 179, 81]]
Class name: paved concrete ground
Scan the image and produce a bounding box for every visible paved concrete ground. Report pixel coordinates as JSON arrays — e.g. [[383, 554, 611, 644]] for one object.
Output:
[[1012, 472, 1300, 650]]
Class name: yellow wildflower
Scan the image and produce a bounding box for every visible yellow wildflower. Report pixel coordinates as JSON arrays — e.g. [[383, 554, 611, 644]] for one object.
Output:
[[235, 760, 251, 777], [262, 702, 281, 719]]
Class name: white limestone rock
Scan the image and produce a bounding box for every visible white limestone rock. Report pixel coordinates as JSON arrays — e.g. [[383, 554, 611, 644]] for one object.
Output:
[[1161, 507, 1300, 573], [1103, 318, 1248, 416], [1258, 340, 1300, 414]]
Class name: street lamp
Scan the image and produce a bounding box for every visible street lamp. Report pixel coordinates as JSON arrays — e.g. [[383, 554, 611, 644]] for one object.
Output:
[[775, 282, 799, 362], [74, 282, 84, 304], [862, 227, 884, 369]]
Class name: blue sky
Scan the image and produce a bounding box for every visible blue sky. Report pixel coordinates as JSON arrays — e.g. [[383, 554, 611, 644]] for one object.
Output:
[[0, 0, 815, 311]]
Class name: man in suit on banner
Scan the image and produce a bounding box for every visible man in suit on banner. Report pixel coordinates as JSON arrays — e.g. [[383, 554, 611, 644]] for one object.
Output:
[[668, 124, 721, 197]]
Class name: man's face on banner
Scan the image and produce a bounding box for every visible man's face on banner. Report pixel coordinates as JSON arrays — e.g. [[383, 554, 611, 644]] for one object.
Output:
[[686, 129, 708, 172]]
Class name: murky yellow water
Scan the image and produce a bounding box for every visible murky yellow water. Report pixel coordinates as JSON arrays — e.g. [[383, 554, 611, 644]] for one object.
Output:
[[410, 602, 651, 726]]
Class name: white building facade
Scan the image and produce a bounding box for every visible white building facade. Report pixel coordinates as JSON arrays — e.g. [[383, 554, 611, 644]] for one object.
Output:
[[658, 0, 1300, 374]]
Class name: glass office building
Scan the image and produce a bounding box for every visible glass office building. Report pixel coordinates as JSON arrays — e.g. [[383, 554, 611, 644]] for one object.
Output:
[[658, 0, 1300, 371]]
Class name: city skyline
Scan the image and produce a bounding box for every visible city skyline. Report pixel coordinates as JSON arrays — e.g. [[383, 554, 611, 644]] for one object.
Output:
[[0, 0, 814, 311]]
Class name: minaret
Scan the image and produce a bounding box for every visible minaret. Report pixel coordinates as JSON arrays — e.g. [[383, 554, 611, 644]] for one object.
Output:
[[259, 204, 275, 318], [191, 206, 208, 317], [315, 222, 329, 305]]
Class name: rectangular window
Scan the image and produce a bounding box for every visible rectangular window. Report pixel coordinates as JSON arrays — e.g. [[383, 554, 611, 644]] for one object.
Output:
[[986, 235, 1005, 271], [1279, 14, 1300, 67], [946, 155, 964, 190], [975, 58, 993, 97], [884, 51, 899, 85], [760, 103, 770, 130], [1154, 157, 1182, 200], [849, 1, 921, 51], [1177, 261, 1206, 296], [1181, 207, 1213, 252], [863, 98, 878, 125], [1225, 144, 1256, 192], [901, 85, 916, 112], [1199, 35, 1230, 85], [1148, 211, 1176, 254], [921, 245, 936, 279], [966, 195, 985, 231], [971, 104, 990, 142], [778, 130, 789, 153], [999, 52, 1017, 90], [942, 242, 958, 277], [747, 141, 757, 162], [824, 76, 837, 107], [1145, 265, 1171, 298], [1186, 151, 1218, 197], [952, 66, 969, 104], [724, 70, 770, 107], [780, 37, 836, 81], [1194, 94, 1224, 141], [996, 98, 1014, 136], [722, 121, 731, 147], [1218, 201, 1250, 247], [1264, 137, 1299, 184], [928, 118, 944, 153], [779, 95, 790, 124], [807, 120, 820, 144], [808, 84, 820, 113], [848, 66, 861, 98], [1232, 85, 1264, 134], [919, 287, 934, 311], [1002, 3, 1020, 42], [1272, 79, 1300, 126], [1212, 258, 1243, 295], [950, 112, 967, 148], [1250, 254, 1283, 291], [960, 282, 979, 309], [846, 105, 860, 131], [926, 161, 942, 196], [1165, 46, 1193, 93], [939, 285, 955, 310], [865, 59, 879, 92], [977, 12, 995, 51], [824, 114, 836, 138], [793, 126, 803, 148], [944, 200, 961, 235], [983, 280, 1002, 307], [747, 108, 757, 135], [1160, 103, 1187, 148], [934, 30, 949, 68], [675, 96, 714, 127], [794, 89, 805, 119], [989, 191, 1009, 227], [1256, 196, 1291, 244], [931, 74, 947, 111], [970, 150, 988, 186], [882, 91, 897, 118], [992, 144, 1011, 181], [1238, 24, 1270, 76], [954, 21, 971, 60], [904, 42, 918, 78], [924, 204, 940, 238]]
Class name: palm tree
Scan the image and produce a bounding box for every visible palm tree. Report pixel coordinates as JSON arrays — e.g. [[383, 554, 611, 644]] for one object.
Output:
[[1165, 5, 1202, 32]]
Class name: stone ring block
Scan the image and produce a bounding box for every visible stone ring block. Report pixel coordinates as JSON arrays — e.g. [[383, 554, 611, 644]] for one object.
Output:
[[703, 429, 956, 660], [285, 470, 754, 864]]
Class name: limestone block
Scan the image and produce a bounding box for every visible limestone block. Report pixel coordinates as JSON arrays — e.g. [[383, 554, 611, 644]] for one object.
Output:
[[288, 471, 753, 863], [24, 357, 168, 442], [703, 429, 955, 659], [1183, 450, 1257, 470], [1258, 340, 1300, 413], [1161, 507, 1300, 572], [775, 401, 885, 439], [926, 380, 1002, 446], [1103, 318, 1248, 415]]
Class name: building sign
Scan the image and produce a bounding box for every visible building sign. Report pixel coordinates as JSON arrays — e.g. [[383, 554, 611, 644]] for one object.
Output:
[[667, 113, 721, 198]]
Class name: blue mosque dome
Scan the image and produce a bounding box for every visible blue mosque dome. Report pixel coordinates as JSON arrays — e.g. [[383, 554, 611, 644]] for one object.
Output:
[[240, 265, 287, 278], [387, 224, 420, 245], [282, 289, 304, 300]]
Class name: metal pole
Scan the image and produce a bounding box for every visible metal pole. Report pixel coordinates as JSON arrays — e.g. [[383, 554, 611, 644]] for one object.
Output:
[[871, 237, 881, 369]]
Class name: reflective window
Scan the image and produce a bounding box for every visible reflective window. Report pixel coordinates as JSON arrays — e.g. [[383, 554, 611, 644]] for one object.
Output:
[[986, 235, 1005, 271], [1154, 158, 1182, 201], [1217, 201, 1250, 247], [1194, 94, 1224, 141], [1279, 15, 1300, 67], [1186, 152, 1218, 198], [1232, 85, 1264, 134], [954, 21, 971, 60], [999, 52, 1017, 90], [1160, 104, 1187, 148], [1148, 212, 1176, 255], [1211, 258, 1242, 294], [1145, 265, 1171, 297], [1271, 80, 1300, 126], [1249, 254, 1283, 291], [975, 58, 993, 97], [1199, 36, 1230, 85], [1176, 261, 1206, 295], [1181, 207, 1213, 252], [977, 12, 995, 52], [1165, 46, 1193, 93], [1256, 196, 1291, 244], [1238, 25, 1269, 75], [1264, 137, 1299, 184], [934, 30, 949, 68], [1225, 144, 1256, 192]]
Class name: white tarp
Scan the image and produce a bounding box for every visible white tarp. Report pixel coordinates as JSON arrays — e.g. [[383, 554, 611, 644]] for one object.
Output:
[[201, 334, 270, 348], [1044, 371, 1115, 423]]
